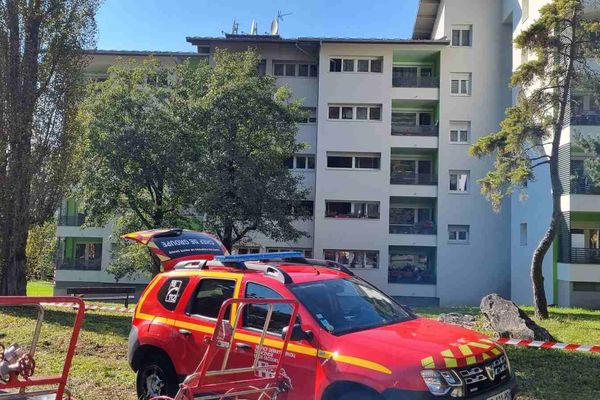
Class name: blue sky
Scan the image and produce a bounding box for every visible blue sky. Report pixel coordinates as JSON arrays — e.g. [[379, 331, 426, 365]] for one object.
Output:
[[96, 0, 420, 52]]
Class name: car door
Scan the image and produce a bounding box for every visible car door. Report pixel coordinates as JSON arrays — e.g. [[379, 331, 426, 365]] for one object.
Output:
[[231, 280, 318, 400], [176, 274, 240, 375]]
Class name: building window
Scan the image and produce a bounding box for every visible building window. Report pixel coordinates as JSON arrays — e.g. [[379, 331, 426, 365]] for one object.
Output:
[[324, 250, 379, 269], [236, 247, 260, 254], [274, 62, 317, 77], [257, 59, 267, 76], [330, 57, 383, 73], [520, 223, 528, 246], [389, 247, 436, 284], [450, 121, 471, 143], [390, 158, 435, 185], [389, 206, 435, 235], [286, 154, 316, 170], [267, 248, 313, 258], [328, 104, 382, 121], [573, 282, 600, 292], [449, 170, 469, 192], [450, 73, 472, 95], [299, 107, 317, 124], [448, 225, 470, 243], [392, 65, 436, 88], [327, 152, 381, 170], [325, 201, 380, 219], [451, 25, 472, 46]]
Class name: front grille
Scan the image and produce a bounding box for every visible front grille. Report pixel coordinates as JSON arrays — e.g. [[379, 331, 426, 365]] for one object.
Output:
[[457, 355, 510, 396]]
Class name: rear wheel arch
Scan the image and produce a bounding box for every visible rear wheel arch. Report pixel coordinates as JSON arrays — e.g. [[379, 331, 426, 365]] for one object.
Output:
[[322, 381, 383, 400], [131, 344, 175, 372]]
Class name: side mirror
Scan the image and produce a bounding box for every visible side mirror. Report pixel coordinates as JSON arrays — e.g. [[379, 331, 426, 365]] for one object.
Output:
[[281, 324, 312, 342]]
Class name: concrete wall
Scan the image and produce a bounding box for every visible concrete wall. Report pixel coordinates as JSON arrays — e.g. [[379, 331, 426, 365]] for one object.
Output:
[[434, 0, 512, 305]]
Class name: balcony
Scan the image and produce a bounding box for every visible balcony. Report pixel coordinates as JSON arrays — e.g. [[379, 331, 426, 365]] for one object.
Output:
[[571, 177, 600, 195], [570, 248, 600, 264], [389, 223, 436, 235], [57, 213, 86, 226], [390, 173, 437, 186], [391, 124, 439, 137], [389, 246, 436, 285], [56, 259, 102, 271], [571, 114, 600, 126], [392, 74, 439, 88]]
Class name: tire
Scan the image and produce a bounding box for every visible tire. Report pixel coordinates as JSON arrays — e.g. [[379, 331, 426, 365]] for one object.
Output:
[[337, 391, 381, 400], [136, 352, 179, 399]]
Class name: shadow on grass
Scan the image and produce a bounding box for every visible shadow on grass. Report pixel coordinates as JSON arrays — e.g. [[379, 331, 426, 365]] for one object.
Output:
[[0, 306, 131, 338], [509, 347, 600, 400]]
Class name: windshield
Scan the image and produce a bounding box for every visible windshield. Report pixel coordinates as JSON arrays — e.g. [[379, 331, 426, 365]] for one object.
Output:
[[289, 277, 414, 335]]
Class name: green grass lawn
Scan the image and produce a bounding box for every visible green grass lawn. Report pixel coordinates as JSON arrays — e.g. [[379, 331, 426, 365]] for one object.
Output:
[[1, 292, 599, 399], [26, 281, 54, 296]]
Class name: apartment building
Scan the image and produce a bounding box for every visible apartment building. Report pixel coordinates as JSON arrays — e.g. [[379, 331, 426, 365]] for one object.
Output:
[[55, 0, 600, 308]]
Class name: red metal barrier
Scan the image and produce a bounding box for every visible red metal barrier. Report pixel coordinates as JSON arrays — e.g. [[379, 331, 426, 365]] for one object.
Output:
[[0, 296, 85, 400]]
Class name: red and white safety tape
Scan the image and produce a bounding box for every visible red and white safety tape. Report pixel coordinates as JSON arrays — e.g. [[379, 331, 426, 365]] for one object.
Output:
[[494, 337, 600, 353], [40, 302, 134, 314], [35, 304, 600, 353]]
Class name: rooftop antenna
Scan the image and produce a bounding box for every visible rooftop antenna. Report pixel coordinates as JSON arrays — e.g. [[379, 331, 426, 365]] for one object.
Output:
[[250, 19, 257, 35], [231, 19, 239, 35], [271, 11, 292, 36]]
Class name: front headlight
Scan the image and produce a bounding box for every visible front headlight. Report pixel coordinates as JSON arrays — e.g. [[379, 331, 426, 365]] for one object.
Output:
[[420, 370, 462, 396]]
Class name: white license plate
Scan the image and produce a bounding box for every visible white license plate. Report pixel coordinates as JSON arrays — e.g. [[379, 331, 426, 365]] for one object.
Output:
[[487, 390, 512, 400]]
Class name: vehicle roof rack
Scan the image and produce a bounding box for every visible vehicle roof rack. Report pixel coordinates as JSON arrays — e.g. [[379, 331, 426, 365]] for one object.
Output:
[[286, 257, 355, 276], [173, 252, 298, 284]]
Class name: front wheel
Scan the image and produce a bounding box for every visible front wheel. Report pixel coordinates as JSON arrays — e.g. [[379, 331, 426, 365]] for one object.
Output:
[[136, 353, 179, 399]]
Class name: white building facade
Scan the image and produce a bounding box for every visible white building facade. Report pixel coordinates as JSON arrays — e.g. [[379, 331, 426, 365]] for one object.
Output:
[[55, 0, 600, 308]]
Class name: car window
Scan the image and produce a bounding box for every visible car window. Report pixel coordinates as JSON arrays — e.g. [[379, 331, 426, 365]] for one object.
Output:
[[187, 278, 236, 320], [157, 277, 190, 311], [243, 282, 296, 335], [290, 277, 413, 335]]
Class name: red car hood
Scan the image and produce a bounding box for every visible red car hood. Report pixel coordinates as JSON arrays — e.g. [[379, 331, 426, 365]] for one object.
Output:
[[324, 317, 503, 374]]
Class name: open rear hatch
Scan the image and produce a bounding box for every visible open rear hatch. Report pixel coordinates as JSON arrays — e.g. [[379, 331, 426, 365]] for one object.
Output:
[[121, 229, 228, 271]]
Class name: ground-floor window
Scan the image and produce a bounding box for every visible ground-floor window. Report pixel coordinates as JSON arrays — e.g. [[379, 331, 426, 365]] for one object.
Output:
[[389, 247, 436, 284]]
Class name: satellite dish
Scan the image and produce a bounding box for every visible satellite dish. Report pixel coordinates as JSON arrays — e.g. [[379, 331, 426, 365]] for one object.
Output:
[[271, 18, 279, 35], [250, 20, 257, 35]]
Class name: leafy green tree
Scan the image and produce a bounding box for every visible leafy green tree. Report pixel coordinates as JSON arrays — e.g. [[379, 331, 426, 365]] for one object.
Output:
[[0, 0, 99, 295], [575, 133, 600, 186], [25, 221, 57, 281], [470, 0, 600, 318], [78, 58, 207, 278], [185, 49, 310, 252]]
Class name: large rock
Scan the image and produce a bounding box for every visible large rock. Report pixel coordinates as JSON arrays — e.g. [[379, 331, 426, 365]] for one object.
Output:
[[438, 313, 478, 329], [480, 294, 556, 342]]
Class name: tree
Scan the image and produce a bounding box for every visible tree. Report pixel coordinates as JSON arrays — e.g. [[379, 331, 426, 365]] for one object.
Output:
[[470, 0, 600, 318], [25, 221, 57, 281], [0, 0, 99, 295], [186, 49, 310, 252], [79, 58, 207, 277]]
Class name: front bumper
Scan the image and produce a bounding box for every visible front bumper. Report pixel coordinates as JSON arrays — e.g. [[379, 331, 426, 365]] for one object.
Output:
[[382, 376, 517, 400]]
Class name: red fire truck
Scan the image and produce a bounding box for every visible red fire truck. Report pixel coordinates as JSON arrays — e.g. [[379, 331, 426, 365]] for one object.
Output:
[[125, 229, 516, 400]]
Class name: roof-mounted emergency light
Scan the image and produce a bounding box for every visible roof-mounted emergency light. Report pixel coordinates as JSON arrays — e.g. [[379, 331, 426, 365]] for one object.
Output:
[[215, 252, 303, 263]]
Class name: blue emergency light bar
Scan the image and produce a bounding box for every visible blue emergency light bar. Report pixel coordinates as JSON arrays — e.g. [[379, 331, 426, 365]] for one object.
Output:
[[215, 251, 303, 263]]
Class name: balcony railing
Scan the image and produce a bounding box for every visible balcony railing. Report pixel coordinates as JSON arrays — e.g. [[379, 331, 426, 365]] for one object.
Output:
[[390, 173, 437, 185], [570, 248, 600, 264], [56, 259, 102, 271], [571, 177, 600, 194], [389, 223, 436, 235], [388, 268, 436, 284], [570, 114, 600, 126], [391, 124, 439, 136], [392, 74, 439, 88], [57, 214, 86, 226]]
